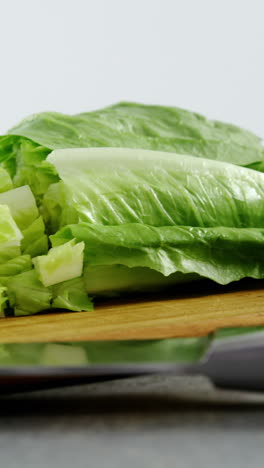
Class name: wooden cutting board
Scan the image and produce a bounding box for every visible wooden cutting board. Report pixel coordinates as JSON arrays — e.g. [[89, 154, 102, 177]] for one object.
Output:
[[1, 279, 264, 343]]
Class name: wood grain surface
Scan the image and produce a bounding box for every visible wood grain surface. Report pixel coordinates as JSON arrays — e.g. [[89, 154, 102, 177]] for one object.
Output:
[[0, 279, 264, 343]]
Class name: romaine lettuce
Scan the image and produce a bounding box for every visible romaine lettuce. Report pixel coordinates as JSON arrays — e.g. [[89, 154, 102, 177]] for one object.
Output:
[[0, 102, 263, 203], [46, 148, 264, 230], [0, 103, 263, 317]]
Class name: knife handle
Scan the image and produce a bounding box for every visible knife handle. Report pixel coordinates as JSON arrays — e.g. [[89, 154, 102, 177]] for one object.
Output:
[[198, 340, 264, 392]]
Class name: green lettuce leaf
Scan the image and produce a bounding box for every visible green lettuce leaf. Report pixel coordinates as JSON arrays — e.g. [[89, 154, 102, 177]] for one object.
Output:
[[46, 148, 264, 230], [51, 223, 264, 287], [8, 102, 264, 168]]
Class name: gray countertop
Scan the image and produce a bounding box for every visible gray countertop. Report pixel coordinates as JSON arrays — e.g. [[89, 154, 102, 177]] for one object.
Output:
[[1, 375, 264, 468]]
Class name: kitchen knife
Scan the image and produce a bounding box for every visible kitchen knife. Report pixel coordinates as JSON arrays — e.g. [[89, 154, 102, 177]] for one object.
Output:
[[0, 327, 264, 393]]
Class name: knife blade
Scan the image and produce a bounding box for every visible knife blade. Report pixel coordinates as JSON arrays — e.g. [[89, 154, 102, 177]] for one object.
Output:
[[0, 327, 264, 393]]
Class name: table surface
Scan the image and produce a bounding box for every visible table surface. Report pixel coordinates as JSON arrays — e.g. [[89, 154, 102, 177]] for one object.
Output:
[[1, 374, 264, 468]]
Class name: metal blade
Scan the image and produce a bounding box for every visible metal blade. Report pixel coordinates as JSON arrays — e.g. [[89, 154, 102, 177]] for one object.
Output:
[[197, 331, 264, 391], [1, 329, 264, 393]]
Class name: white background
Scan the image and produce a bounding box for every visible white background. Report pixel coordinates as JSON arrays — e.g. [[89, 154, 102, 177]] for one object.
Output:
[[0, 0, 263, 135]]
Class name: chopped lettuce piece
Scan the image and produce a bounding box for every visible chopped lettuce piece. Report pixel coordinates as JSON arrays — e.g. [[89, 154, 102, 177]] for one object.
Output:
[[42, 181, 78, 234], [0, 204, 22, 250], [33, 240, 84, 287], [0, 255, 32, 277], [0, 185, 38, 230], [0, 287, 8, 317], [42, 182, 63, 234], [0, 135, 17, 177], [0, 168, 13, 193], [0, 246, 21, 265], [23, 235, 48, 258], [7, 270, 52, 316], [52, 277, 93, 311], [21, 216, 48, 256], [0, 255, 32, 287], [13, 138, 59, 199]]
